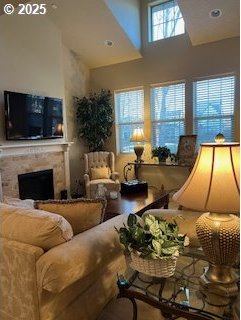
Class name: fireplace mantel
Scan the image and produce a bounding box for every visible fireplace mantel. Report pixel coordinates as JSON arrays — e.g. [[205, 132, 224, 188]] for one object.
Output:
[[0, 141, 73, 157]]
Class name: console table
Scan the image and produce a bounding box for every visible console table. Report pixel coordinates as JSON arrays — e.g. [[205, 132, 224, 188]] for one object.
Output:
[[125, 162, 191, 180]]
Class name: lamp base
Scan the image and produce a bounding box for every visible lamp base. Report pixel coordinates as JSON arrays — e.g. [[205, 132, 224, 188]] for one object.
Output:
[[196, 212, 240, 298], [134, 145, 144, 163], [199, 265, 239, 300]]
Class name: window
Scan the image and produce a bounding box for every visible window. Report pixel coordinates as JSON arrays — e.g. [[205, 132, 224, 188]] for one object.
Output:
[[150, 0, 185, 42], [115, 88, 144, 153], [151, 82, 185, 153], [194, 75, 235, 146]]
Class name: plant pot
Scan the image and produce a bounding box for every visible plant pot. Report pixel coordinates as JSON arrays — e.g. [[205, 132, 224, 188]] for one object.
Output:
[[130, 251, 177, 278]]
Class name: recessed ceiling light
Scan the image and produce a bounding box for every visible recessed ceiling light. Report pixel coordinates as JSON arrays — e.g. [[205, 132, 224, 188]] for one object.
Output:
[[51, 3, 57, 9], [104, 40, 114, 47], [209, 9, 222, 19]]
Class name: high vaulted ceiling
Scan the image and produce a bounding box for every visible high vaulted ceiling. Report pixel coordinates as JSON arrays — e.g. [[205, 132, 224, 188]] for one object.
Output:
[[0, 0, 239, 69], [177, 0, 239, 46]]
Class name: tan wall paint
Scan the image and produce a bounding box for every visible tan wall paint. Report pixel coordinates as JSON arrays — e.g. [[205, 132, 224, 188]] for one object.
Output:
[[90, 24, 240, 190]]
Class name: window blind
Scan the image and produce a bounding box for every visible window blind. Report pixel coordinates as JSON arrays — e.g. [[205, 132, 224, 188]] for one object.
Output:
[[115, 89, 144, 153], [151, 0, 184, 41], [151, 82, 185, 153], [194, 76, 235, 146]]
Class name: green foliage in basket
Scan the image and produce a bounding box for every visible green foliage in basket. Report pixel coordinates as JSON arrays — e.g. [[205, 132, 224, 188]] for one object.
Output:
[[115, 214, 186, 259]]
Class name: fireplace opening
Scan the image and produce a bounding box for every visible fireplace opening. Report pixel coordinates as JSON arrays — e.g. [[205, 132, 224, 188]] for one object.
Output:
[[18, 169, 54, 200]]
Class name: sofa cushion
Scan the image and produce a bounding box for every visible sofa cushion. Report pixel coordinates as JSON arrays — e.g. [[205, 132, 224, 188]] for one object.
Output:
[[90, 167, 110, 180], [34, 198, 106, 235], [0, 203, 73, 251]]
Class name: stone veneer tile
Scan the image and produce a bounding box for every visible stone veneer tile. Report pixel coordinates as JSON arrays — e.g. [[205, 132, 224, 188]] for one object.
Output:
[[0, 151, 66, 199]]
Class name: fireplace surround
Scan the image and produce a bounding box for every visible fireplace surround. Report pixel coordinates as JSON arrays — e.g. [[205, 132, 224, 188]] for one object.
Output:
[[0, 142, 72, 199]]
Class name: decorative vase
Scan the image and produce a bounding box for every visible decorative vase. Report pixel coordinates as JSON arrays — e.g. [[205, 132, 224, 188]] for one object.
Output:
[[130, 251, 177, 278]]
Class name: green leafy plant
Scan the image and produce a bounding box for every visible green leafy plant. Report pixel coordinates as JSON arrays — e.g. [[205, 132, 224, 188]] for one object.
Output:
[[116, 214, 187, 259], [76, 90, 113, 151], [151, 146, 171, 162]]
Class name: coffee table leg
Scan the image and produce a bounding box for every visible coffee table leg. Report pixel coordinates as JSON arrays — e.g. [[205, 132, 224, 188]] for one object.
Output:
[[129, 297, 138, 320], [117, 293, 138, 320]]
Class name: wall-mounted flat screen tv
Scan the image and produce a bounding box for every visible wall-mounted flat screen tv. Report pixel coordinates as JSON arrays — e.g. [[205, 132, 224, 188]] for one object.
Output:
[[4, 90, 64, 140]]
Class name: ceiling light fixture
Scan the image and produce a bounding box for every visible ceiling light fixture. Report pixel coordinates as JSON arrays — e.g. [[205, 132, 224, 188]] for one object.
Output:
[[209, 9, 222, 18], [104, 40, 114, 47]]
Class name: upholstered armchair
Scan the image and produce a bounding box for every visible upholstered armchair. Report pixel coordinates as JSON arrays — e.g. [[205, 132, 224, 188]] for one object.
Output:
[[84, 152, 120, 198]]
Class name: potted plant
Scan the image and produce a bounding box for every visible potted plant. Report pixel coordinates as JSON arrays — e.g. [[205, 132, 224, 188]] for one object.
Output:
[[151, 146, 171, 162], [76, 89, 113, 151], [116, 214, 188, 278]]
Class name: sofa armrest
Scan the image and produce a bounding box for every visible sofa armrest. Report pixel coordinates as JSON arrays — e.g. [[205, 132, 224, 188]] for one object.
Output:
[[0, 238, 44, 320], [142, 209, 202, 248], [36, 214, 128, 293]]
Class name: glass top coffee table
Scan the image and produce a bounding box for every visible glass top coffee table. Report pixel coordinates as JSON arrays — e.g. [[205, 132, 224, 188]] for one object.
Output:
[[117, 248, 239, 320]]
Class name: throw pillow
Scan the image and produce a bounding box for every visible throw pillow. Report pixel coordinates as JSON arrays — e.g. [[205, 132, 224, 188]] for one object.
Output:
[[90, 167, 110, 180], [0, 203, 73, 251], [34, 198, 106, 235], [3, 196, 34, 209]]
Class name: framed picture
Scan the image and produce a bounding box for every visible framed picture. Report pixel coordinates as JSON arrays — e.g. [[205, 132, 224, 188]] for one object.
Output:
[[176, 135, 197, 166]]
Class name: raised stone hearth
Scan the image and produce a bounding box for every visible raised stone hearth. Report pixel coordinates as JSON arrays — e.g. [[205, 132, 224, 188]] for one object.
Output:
[[0, 142, 72, 199]]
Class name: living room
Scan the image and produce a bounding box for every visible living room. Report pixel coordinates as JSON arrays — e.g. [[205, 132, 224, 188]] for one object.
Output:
[[0, 0, 240, 319]]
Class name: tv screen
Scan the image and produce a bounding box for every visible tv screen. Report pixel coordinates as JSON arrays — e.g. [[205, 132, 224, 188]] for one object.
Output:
[[4, 91, 63, 140]]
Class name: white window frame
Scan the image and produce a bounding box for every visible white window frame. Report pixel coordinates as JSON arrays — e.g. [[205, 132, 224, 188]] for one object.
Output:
[[193, 73, 236, 145], [150, 80, 185, 153], [148, 0, 185, 42], [114, 87, 144, 154]]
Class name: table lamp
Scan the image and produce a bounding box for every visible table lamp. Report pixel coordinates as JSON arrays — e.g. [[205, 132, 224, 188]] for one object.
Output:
[[173, 134, 240, 297], [130, 128, 145, 163], [54, 123, 64, 136]]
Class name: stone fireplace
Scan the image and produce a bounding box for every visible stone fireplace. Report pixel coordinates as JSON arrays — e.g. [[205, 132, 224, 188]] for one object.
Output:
[[0, 142, 72, 199]]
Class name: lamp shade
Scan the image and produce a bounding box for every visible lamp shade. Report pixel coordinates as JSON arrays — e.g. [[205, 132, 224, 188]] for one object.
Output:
[[173, 143, 240, 213], [130, 128, 145, 142]]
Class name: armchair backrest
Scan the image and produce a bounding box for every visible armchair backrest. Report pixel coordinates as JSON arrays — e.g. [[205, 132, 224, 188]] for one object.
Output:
[[84, 152, 115, 174]]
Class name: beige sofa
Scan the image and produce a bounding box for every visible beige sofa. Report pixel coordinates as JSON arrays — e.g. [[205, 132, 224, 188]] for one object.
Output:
[[0, 202, 128, 320]]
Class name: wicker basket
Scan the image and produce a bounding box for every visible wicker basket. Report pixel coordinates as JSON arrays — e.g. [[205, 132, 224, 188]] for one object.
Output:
[[130, 251, 177, 278]]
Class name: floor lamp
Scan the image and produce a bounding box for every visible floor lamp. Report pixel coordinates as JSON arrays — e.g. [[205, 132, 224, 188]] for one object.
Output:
[[173, 136, 240, 298]]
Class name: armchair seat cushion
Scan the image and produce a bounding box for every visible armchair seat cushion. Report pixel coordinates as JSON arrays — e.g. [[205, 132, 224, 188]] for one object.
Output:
[[89, 179, 116, 185]]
